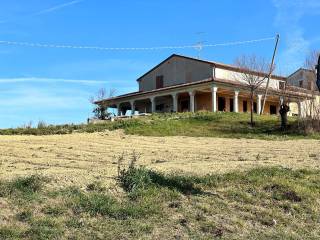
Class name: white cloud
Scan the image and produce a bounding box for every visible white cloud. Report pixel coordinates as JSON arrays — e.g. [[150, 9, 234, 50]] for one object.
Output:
[[273, 0, 320, 73], [0, 0, 84, 24], [33, 0, 84, 16]]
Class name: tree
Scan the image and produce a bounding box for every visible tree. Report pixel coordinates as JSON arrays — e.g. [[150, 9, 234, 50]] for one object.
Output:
[[302, 50, 320, 132], [304, 50, 320, 91], [89, 88, 117, 120], [234, 55, 270, 126], [305, 50, 320, 72]]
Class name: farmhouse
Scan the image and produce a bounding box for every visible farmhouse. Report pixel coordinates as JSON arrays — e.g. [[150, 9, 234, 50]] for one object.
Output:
[[96, 54, 319, 117]]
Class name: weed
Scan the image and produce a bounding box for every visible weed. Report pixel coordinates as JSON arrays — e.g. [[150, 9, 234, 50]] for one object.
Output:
[[0, 175, 45, 197], [26, 218, 62, 240], [86, 182, 105, 192], [16, 210, 32, 222]]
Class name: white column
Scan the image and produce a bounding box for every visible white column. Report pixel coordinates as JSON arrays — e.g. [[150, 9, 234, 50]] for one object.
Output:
[[257, 94, 262, 115], [172, 93, 178, 112], [150, 97, 156, 113], [280, 96, 284, 105], [189, 91, 195, 112], [116, 104, 121, 116], [212, 86, 218, 112], [130, 100, 135, 116], [234, 90, 239, 113]]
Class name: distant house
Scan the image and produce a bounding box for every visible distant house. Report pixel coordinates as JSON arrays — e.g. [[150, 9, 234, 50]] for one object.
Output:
[[95, 54, 319, 117], [287, 68, 317, 91]]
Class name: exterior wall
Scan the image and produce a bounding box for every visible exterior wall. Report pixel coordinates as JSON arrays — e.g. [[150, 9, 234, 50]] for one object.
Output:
[[138, 56, 213, 92], [215, 67, 284, 90], [289, 102, 299, 116], [287, 70, 304, 88], [196, 92, 212, 111], [288, 96, 320, 117], [287, 69, 316, 90]]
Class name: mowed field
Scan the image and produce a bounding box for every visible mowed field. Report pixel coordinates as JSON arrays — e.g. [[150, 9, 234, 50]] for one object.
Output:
[[1, 130, 320, 188]]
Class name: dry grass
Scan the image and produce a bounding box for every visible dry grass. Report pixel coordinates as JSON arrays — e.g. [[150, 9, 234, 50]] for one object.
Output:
[[1, 130, 320, 188], [1, 131, 320, 239]]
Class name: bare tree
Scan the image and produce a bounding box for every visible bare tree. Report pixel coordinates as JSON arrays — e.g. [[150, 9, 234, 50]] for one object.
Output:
[[304, 50, 320, 91], [89, 88, 117, 120], [301, 50, 320, 132], [305, 50, 319, 71], [234, 55, 270, 126]]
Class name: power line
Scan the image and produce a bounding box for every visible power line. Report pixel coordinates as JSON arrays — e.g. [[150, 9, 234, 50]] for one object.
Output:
[[0, 37, 275, 52]]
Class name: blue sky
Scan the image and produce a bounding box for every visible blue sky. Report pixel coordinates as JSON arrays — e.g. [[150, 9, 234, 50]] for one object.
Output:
[[0, 0, 319, 128]]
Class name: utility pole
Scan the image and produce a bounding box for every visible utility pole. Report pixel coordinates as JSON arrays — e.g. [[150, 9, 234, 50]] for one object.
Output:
[[316, 54, 320, 91], [260, 34, 280, 115]]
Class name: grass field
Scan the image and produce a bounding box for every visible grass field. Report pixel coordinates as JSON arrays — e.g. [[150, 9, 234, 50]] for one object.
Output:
[[1, 166, 320, 239], [1, 112, 320, 239], [1, 112, 319, 140]]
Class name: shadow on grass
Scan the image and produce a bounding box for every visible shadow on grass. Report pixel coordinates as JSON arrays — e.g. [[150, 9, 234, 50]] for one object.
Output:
[[119, 167, 202, 195]]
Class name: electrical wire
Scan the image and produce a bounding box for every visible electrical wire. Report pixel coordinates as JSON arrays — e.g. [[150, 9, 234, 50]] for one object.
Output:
[[0, 37, 275, 51]]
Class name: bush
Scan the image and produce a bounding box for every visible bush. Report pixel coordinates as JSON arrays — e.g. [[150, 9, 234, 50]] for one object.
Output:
[[119, 164, 201, 195], [0, 175, 45, 197]]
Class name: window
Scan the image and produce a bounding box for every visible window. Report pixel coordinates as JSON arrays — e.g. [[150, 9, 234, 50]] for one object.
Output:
[[186, 72, 192, 83], [299, 80, 303, 88], [156, 75, 164, 89], [253, 102, 257, 113], [279, 82, 285, 90], [243, 101, 248, 112]]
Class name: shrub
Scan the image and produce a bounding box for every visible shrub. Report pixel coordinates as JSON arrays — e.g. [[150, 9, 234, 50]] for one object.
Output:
[[0, 175, 45, 197], [119, 160, 201, 195]]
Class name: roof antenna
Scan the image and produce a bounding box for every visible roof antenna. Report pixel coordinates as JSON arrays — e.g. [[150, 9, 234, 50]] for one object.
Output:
[[195, 32, 206, 59], [195, 41, 204, 59]]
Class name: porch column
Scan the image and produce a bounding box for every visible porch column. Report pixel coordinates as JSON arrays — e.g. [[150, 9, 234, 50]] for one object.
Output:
[[116, 103, 121, 116], [234, 90, 239, 113], [172, 93, 178, 112], [280, 96, 284, 105], [130, 100, 135, 116], [212, 85, 218, 112], [189, 91, 195, 112], [257, 94, 262, 115], [150, 97, 156, 113]]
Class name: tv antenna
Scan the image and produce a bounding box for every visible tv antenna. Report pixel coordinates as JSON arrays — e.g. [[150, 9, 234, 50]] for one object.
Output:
[[195, 32, 206, 59]]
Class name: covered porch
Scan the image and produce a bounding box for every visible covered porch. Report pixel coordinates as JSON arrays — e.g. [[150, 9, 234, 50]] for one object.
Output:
[[102, 81, 302, 117]]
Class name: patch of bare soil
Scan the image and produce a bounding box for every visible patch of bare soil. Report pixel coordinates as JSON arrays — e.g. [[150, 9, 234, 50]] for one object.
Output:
[[1, 130, 319, 187]]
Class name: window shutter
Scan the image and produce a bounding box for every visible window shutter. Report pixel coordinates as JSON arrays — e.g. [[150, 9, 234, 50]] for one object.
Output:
[[156, 76, 164, 89]]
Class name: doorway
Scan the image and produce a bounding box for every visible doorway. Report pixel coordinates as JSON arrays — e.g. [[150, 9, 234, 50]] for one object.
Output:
[[229, 98, 234, 112], [270, 105, 277, 115], [180, 99, 189, 112], [218, 97, 226, 111]]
